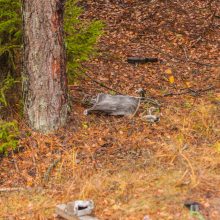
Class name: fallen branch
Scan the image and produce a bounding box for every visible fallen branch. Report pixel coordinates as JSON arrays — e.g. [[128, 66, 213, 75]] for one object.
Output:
[[164, 85, 215, 97], [12, 151, 19, 173], [44, 157, 61, 183], [84, 72, 123, 95], [84, 72, 161, 106], [139, 97, 161, 107], [147, 44, 220, 67]]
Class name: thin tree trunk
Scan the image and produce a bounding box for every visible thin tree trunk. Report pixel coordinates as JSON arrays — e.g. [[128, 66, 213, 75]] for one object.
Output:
[[22, 0, 68, 133]]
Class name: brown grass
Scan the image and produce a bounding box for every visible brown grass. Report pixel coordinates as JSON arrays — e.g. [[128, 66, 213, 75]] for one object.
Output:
[[0, 93, 220, 219]]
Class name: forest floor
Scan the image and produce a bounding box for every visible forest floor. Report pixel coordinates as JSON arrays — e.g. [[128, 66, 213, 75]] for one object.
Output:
[[0, 0, 220, 219]]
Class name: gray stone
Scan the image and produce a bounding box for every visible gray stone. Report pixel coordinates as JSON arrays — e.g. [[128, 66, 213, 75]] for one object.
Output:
[[55, 200, 98, 220]]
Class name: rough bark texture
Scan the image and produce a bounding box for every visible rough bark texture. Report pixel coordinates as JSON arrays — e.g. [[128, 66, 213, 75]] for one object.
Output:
[[22, 0, 68, 133]]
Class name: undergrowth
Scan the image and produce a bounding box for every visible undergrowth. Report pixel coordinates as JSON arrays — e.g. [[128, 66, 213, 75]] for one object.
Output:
[[0, 74, 18, 107], [0, 0, 22, 78], [0, 0, 104, 83], [0, 0, 103, 154], [0, 75, 19, 154], [0, 120, 18, 154]]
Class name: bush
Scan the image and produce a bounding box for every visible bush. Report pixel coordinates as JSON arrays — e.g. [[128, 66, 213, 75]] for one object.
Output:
[[64, 0, 104, 82]]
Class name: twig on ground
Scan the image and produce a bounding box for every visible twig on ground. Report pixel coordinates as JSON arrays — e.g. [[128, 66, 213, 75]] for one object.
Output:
[[147, 44, 220, 67], [175, 170, 189, 187], [179, 152, 197, 186], [191, 9, 217, 47], [130, 99, 141, 118], [163, 85, 215, 97], [0, 187, 26, 193], [84, 72, 123, 95], [140, 97, 161, 107], [44, 157, 61, 183], [181, 45, 189, 62], [0, 187, 41, 193], [11, 151, 19, 173], [84, 72, 161, 106]]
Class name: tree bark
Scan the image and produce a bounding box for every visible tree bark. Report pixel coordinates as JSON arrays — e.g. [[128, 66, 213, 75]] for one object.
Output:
[[22, 0, 68, 133]]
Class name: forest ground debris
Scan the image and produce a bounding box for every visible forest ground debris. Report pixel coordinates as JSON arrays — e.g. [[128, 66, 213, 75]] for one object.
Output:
[[0, 0, 220, 219]]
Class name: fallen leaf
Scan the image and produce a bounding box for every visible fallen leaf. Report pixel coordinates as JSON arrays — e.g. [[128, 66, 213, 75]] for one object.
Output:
[[169, 76, 175, 84], [185, 82, 191, 87], [165, 68, 172, 75]]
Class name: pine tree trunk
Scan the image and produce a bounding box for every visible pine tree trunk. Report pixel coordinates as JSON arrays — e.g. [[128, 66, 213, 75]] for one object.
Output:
[[22, 0, 68, 133]]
